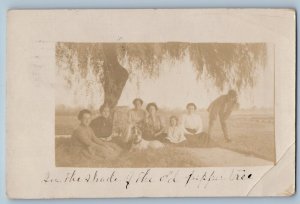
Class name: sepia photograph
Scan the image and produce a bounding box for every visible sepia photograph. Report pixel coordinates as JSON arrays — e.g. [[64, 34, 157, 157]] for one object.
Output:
[[55, 42, 275, 168]]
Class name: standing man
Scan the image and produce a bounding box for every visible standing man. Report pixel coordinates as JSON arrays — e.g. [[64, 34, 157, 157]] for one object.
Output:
[[207, 90, 239, 142]]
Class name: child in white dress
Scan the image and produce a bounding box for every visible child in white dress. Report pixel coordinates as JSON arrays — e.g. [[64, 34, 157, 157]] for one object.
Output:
[[166, 116, 186, 143]]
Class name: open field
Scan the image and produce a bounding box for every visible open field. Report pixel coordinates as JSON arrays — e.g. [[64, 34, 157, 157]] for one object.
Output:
[[55, 108, 275, 167]]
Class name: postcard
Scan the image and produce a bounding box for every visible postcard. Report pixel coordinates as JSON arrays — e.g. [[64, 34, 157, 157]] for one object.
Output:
[[6, 9, 295, 198]]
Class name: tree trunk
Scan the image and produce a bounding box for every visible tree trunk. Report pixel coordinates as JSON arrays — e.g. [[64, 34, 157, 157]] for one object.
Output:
[[102, 44, 129, 108]]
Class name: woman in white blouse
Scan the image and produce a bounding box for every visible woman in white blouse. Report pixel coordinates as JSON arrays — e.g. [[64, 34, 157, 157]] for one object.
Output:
[[182, 103, 203, 136], [181, 103, 209, 147]]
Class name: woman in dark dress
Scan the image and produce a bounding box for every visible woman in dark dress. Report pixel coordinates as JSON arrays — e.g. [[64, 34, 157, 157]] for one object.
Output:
[[143, 103, 167, 142], [89, 105, 123, 149], [90, 105, 114, 140]]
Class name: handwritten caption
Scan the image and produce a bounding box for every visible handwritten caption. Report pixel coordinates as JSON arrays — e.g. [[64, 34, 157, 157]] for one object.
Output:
[[42, 168, 253, 189]]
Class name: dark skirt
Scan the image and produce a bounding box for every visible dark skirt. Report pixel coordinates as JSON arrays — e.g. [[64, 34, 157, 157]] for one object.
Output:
[[143, 132, 168, 143], [182, 132, 210, 147]]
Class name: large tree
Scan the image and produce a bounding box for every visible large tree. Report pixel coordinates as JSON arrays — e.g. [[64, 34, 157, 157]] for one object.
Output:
[[56, 42, 267, 108]]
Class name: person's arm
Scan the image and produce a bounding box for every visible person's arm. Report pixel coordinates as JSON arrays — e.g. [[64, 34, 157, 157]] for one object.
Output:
[[222, 101, 238, 120], [181, 115, 190, 134], [195, 115, 203, 134], [128, 110, 134, 124], [90, 119, 106, 140], [222, 108, 232, 120], [207, 102, 213, 112], [104, 130, 119, 141], [179, 126, 186, 141], [74, 129, 94, 147], [183, 128, 190, 134], [166, 127, 172, 139], [154, 128, 165, 137], [90, 129, 107, 145], [180, 126, 185, 137], [207, 98, 217, 112], [104, 134, 113, 141], [154, 116, 165, 136]]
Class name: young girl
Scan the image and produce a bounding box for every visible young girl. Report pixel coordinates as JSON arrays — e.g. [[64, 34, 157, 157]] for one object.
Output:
[[166, 116, 186, 144]]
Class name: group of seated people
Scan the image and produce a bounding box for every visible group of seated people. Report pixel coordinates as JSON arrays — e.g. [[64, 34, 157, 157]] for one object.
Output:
[[71, 99, 207, 158], [125, 99, 206, 145], [71, 90, 238, 159]]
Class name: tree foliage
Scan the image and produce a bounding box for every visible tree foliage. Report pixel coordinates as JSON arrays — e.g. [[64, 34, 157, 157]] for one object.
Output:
[[56, 42, 267, 91]]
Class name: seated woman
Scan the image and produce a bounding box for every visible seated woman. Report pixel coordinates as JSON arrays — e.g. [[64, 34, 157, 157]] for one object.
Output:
[[128, 98, 146, 126], [166, 115, 186, 144], [181, 103, 207, 146], [71, 109, 120, 160], [90, 105, 113, 141], [143, 102, 167, 142], [125, 98, 146, 142]]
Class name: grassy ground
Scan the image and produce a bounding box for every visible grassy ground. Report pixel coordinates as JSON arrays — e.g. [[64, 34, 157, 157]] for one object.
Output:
[[55, 108, 275, 167]]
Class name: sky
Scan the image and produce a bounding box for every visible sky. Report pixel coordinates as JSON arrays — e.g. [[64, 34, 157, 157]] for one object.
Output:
[[56, 44, 274, 110]]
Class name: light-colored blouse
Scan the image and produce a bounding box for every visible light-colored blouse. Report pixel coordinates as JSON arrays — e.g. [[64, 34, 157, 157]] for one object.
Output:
[[181, 113, 203, 134], [128, 109, 146, 125], [167, 126, 186, 143]]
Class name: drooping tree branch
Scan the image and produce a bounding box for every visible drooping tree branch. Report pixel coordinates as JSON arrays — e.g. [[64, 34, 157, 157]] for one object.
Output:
[[56, 42, 267, 107]]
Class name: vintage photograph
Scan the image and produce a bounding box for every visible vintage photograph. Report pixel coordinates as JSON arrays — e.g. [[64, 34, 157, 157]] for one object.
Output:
[[7, 9, 295, 198], [55, 42, 275, 168]]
